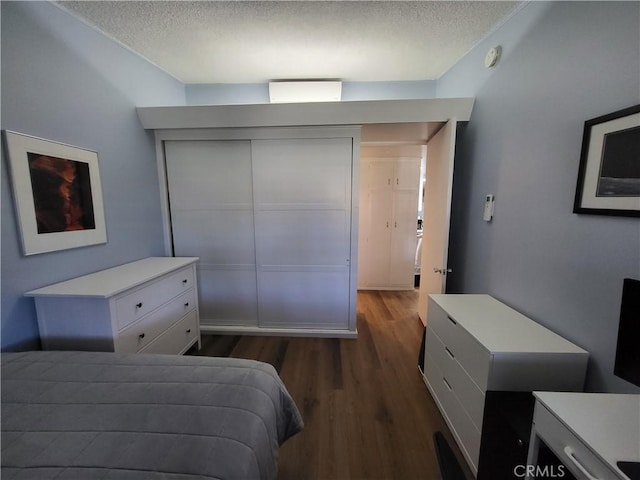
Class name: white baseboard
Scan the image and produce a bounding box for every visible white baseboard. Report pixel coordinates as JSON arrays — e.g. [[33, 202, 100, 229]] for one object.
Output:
[[357, 285, 415, 291], [200, 324, 358, 339]]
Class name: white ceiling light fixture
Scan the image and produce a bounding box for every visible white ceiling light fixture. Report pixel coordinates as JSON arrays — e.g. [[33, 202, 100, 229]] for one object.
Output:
[[268, 80, 342, 104]]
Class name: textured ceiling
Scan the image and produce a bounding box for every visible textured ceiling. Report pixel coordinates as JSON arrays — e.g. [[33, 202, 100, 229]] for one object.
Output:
[[58, 1, 520, 85]]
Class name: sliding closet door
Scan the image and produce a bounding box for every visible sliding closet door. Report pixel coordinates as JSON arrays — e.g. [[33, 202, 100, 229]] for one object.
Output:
[[164, 140, 258, 327], [252, 138, 352, 329]]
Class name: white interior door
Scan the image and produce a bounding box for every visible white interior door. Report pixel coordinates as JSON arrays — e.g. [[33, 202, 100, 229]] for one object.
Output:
[[418, 120, 457, 324], [251, 137, 352, 329], [164, 140, 258, 327]]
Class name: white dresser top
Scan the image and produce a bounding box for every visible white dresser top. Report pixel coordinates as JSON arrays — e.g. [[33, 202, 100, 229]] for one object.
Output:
[[25, 257, 199, 298], [534, 392, 640, 478], [430, 294, 587, 355]]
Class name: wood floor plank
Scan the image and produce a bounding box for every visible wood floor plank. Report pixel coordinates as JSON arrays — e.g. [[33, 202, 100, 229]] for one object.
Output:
[[194, 290, 473, 480]]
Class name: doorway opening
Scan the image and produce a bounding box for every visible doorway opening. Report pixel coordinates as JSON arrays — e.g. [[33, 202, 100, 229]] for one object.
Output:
[[356, 121, 455, 325]]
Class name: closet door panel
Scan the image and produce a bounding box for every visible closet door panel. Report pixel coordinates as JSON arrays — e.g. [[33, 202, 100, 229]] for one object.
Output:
[[389, 190, 419, 286], [198, 267, 257, 327], [171, 210, 255, 265], [369, 161, 395, 190], [366, 185, 393, 286], [258, 270, 349, 329], [252, 137, 352, 330], [252, 138, 351, 207], [395, 158, 421, 190], [165, 141, 253, 208], [256, 210, 349, 266], [165, 140, 257, 327]]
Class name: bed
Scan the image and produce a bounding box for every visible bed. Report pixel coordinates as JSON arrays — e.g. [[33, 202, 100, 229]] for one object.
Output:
[[1, 350, 304, 480]]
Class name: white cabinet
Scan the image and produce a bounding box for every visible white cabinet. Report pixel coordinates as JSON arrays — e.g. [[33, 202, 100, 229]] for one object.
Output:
[[25, 257, 200, 355], [359, 157, 420, 290], [162, 127, 359, 336], [423, 294, 589, 479]]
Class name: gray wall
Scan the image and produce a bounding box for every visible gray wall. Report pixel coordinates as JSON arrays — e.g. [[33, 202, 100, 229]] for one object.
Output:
[[439, 1, 640, 393], [1, 2, 185, 350]]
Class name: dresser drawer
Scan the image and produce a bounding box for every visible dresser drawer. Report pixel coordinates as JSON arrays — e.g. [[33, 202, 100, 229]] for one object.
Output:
[[115, 265, 195, 330], [426, 326, 486, 431], [141, 310, 199, 355], [425, 349, 482, 473], [533, 402, 619, 480], [428, 298, 491, 391], [116, 289, 196, 353]]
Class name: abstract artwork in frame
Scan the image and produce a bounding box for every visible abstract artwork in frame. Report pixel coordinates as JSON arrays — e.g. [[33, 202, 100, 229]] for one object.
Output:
[[573, 104, 640, 217], [3, 131, 107, 255]]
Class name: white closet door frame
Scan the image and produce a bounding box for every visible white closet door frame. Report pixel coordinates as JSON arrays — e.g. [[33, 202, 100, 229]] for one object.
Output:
[[154, 126, 361, 336]]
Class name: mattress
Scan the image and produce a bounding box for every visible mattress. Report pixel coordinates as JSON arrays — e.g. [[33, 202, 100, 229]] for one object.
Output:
[[1, 350, 303, 480]]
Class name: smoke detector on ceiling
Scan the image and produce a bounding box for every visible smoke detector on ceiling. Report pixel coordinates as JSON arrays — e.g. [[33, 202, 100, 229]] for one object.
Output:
[[484, 46, 502, 68]]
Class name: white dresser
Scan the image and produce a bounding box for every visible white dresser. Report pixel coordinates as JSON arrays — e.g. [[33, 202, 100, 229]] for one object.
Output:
[[26, 257, 200, 355], [423, 294, 589, 479]]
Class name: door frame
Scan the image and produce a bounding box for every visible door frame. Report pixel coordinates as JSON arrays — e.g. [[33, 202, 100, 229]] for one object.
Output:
[[418, 120, 458, 324]]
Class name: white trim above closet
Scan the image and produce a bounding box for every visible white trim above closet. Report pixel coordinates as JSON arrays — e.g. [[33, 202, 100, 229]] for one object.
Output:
[[137, 98, 474, 130]]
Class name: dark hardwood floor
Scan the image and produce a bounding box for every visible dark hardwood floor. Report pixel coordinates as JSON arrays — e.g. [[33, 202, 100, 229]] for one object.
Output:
[[192, 290, 472, 480]]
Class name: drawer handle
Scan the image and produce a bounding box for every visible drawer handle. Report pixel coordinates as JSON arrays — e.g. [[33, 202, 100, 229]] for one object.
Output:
[[447, 316, 457, 325], [184, 302, 190, 307], [444, 347, 455, 359], [182, 279, 188, 284], [442, 377, 453, 391], [138, 333, 145, 339], [563, 446, 600, 480], [186, 329, 191, 334], [136, 302, 143, 309]]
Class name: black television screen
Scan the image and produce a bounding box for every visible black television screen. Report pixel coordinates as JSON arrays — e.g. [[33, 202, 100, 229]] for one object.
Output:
[[614, 278, 640, 387]]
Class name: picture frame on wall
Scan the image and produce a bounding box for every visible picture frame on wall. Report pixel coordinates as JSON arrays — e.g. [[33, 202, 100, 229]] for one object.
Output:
[[3, 130, 107, 255], [573, 104, 640, 217]]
